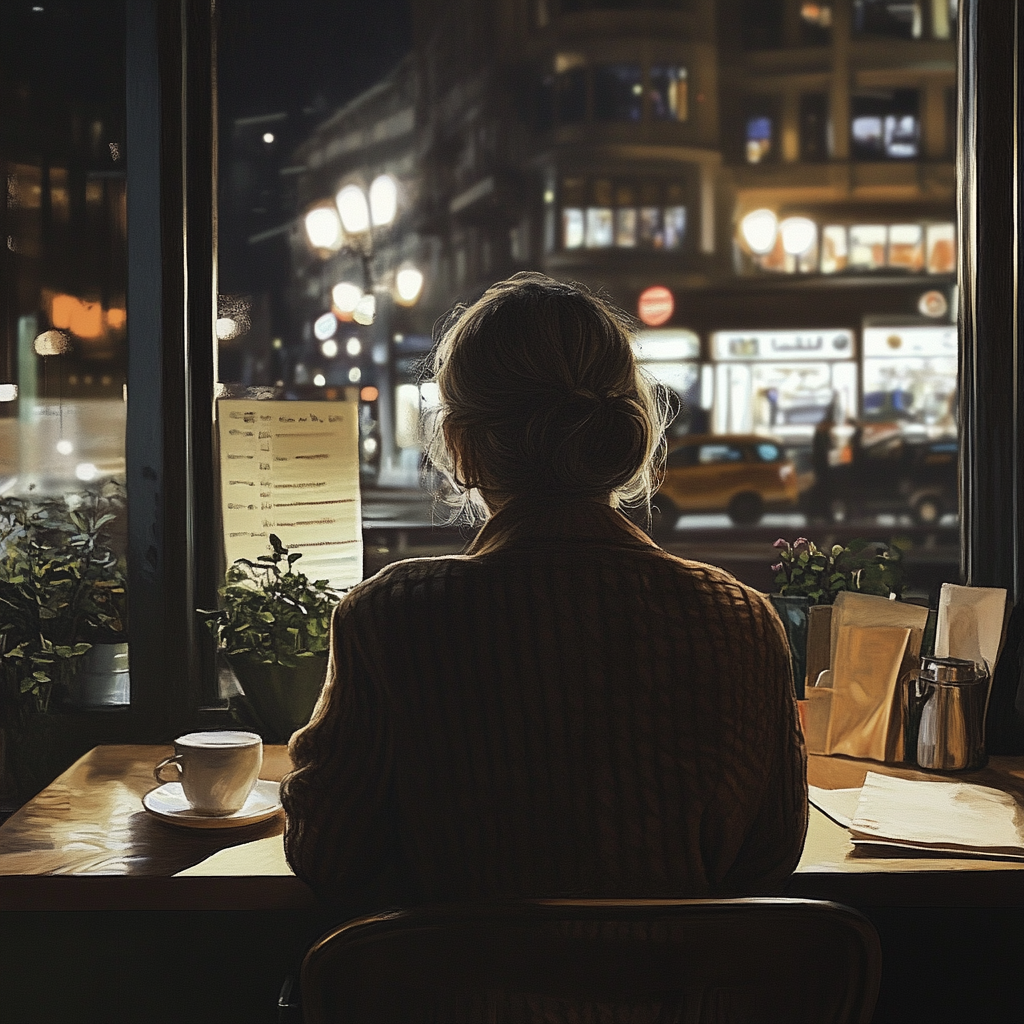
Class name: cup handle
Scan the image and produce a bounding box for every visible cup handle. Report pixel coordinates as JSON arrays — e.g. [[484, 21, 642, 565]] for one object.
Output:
[[154, 754, 183, 785]]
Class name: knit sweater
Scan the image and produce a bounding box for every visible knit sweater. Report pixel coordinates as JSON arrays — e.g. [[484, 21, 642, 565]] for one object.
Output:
[[281, 498, 808, 911]]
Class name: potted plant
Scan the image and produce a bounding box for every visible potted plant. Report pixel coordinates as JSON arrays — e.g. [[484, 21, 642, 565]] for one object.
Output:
[[200, 534, 340, 742], [0, 483, 127, 715], [769, 537, 905, 696], [0, 482, 128, 803]]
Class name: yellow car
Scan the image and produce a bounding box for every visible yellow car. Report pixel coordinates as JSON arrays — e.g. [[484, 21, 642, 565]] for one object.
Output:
[[654, 434, 800, 526]]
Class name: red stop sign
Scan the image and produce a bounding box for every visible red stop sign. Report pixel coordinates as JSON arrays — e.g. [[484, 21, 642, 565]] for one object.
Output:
[[637, 286, 674, 327]]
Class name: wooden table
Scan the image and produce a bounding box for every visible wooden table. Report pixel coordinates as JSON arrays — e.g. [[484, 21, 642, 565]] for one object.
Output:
[[2, 745, 1024, 910]]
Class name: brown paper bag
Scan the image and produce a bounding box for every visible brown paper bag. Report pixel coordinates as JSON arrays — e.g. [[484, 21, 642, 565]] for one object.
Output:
[[825, 625, 913, 761]]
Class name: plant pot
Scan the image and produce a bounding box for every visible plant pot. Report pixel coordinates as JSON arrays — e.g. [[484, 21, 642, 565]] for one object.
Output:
[[68, 643, 130, 707], [227, 655, 328, 743], [769, 594, 811, 700]]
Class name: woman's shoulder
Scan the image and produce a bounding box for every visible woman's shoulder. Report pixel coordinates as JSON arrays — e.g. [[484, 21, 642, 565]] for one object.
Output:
[[333, 553, 479, 613], [647, 547, 777, 618]]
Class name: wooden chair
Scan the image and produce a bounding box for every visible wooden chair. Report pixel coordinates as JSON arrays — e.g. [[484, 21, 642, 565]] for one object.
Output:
[[297, 897, 882, 1024]]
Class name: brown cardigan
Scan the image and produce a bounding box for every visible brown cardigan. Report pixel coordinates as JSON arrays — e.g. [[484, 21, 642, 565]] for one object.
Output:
[[281, 499, 808, 911]]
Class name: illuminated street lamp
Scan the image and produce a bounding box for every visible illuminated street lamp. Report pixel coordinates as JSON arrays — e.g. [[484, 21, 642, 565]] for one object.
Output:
[[368, 174, 398, 227], [740, 208, 778, 255], [304, 204, 343, 252], [394, 264, 424, 307], [335, 184, 371, 235], [780, 216, 817, 256]]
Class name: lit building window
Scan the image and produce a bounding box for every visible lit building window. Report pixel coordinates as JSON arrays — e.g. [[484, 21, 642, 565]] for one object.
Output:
[[563, 208, 585, 248], [663, 207, 687, 250], [585, 207, 614, 247], [854, 0, 922, 39], [650, 65, 688, 121], [615, 208, 637, 247], [746, 115, 774, 164], [821, 225, 849, 273], [851, 90, 920, 160], [888, 224, 925, 272], [848, 225, 889, 269], [926, 223, 956, 273], [593, 64, 643, 122]]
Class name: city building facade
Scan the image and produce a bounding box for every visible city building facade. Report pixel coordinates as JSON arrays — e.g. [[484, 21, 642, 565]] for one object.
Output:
[[289, 0, 958, 479]]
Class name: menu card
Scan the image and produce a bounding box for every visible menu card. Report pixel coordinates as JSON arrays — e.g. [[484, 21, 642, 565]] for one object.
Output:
[[218, 399, 362, 591]]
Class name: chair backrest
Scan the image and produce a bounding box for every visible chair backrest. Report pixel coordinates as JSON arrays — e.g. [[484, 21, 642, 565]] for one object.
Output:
[[300, 897, 881, 1024]]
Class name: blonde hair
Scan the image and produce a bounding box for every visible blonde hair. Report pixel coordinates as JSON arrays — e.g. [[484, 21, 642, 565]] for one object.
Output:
[[424, 272, 673, 521]]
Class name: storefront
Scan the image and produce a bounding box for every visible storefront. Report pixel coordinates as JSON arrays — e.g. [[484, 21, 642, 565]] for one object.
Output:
[[861, 324, 958, 435], [709, 328, 858, 440], [630, 329, 705, 432]]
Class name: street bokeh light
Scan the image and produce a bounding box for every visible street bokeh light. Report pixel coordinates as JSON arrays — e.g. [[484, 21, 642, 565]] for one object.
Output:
[[395, 264, 424, 306], [740, 209, 778, 254], [369, 174, 398, 227], [335, 184, 371, 235], [304, 205, 343, 251]]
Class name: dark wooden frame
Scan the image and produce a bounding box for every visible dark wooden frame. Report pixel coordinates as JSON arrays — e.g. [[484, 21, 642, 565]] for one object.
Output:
[[958, 0, 1024, 752], [125, 0, 218, 736]]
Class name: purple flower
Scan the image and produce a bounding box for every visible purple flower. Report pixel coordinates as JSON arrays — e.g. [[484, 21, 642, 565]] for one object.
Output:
[[771, 563, 783, 572], [794, 537, 809, 548], [772, 538, 788, 549]]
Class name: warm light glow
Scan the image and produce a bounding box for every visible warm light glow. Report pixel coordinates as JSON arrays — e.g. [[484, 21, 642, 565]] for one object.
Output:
[[51, 293, 104, 338], [336, 184, 370, 235], [56, 439, 74, 455], [75, 462, 98, 482], [346, 337, 362, 357], [360, 386, 379, 402], [313, 373, 326, 387], [348, 367, 362, 383], [780, 216, 817, 256], [106, 308, 126, 330], [304, 206, 343, 251], [394, 265, 424, 306], [272, 338, 283, 349], [331, 282, 362, 317], [363, 436, 379, 456], [0, 384, 17, 402], [740, 209, 778, 255], [216, 317, 240, 341], [369, 174, 398, 227], [321, 338, 339, 358], [262, 132, 275, 144], [33, 330, 71, 355], [353, 293, 376, 325], [313, 312, 338, 341]]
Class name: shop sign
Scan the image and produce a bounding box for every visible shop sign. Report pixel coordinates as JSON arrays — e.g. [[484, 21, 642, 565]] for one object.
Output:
[[711, 329, 855, 361], [863, 325, 957, 358], [918, 290, 949, 318], [632, 329, 699, 362], [637, 286, 674, 326]]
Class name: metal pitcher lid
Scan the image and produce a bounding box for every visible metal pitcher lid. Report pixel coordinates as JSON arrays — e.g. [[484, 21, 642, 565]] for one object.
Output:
[[918, 655, 986, 684]]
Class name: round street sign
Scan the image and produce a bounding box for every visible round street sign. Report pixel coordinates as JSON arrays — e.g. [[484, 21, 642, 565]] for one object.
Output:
[[918, 290, 948, 318], [638, 286, 674, 327]]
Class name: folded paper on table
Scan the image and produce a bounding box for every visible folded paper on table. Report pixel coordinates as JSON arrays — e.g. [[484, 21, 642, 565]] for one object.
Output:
[[935, 583, 1008, 672], [825, 624, 919, 761], [846, 772, 1024, 860], [174, 835, 293, 876], [808, 785, 860, 828]]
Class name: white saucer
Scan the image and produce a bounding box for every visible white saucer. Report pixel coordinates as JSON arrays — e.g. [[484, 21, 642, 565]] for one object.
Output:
[[142, 779, 282, 829]]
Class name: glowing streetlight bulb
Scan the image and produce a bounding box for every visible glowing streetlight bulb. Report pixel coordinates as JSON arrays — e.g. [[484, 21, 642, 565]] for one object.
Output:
[[332, 282, 362, 317], [313, 373, 326, 387], [56, 439, 74, 455], [336, 184, 370, 235], [304, 206, 343, 251], [780, 216, 817, 256], [216, 317, 239, 340], [348, 367, 362, 383], [739, 209, 778, 255], [369, 174, 398, 227], [353, 293, 376, 326], [321, 339, 339, 358], [75, 462, 98, 482], [395, 265, 424, 306], [314, 312, 338, 341], [345, 337, 361, 357]]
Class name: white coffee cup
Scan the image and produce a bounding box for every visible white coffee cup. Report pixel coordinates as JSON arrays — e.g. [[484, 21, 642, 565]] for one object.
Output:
[[153, 730, 263, 815]]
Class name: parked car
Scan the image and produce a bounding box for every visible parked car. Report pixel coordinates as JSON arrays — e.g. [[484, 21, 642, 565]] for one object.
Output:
[[653, 434, 800, 527], [830, 434, 958, 525]]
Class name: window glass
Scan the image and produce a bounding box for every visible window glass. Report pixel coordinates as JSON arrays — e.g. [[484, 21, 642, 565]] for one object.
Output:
[[650, 66, 689, 121], [746, 112, 776, 164], [756, 443, 782, 462], [800, 3, 833, 44], [593, 64, 643, 121], [851, 90, 920, 160], [585, 207, 614, 247], [854, 0, 922, 39], [799, 93, 829, 162], [699, 444, 745, 464], [1, 2, 129, 716], [556, 67, 588, 123], [740, 0, 785, 49]]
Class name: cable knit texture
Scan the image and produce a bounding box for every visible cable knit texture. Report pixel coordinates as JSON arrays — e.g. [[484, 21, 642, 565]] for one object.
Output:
[[281, 499, 808, 912]]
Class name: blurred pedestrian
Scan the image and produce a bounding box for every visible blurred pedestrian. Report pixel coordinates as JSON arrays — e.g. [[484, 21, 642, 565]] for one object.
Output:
[[810, 402, 836, 522]]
